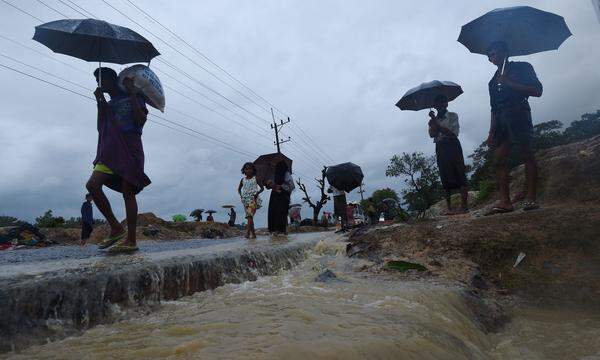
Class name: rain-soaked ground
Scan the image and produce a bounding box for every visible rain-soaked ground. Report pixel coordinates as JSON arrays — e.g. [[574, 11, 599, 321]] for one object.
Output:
[[2, 233, 600, 359]]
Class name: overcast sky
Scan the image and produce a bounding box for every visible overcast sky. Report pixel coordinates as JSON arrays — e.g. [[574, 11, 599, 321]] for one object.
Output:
[[0, 0, 598, 226]]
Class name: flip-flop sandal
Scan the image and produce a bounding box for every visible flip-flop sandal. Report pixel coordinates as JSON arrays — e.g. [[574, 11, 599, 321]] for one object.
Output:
[[97, 231, 126, 249], [107, 241, 139, 254], [484, 207, 514, 216], [523, 201, 540, 211]]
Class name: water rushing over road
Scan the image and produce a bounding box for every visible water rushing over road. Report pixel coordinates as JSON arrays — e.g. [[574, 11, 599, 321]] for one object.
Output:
[[3, 237, 600, 359]]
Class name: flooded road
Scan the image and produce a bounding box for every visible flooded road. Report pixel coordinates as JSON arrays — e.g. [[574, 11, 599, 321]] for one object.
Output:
[[3, 238, 600, 359]]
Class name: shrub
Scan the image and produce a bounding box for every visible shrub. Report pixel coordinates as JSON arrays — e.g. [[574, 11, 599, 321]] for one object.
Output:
[[35, 210, 65, 228], [172, 214, 187, 222]]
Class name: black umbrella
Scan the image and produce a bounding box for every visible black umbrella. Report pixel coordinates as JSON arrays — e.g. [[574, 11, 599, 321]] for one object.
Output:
[[253, 153, 293, 187], [396, 80, 463, 111], [33, 19, 160, 84], [325, 162, 364, 193], [458, 6, 571, 57]]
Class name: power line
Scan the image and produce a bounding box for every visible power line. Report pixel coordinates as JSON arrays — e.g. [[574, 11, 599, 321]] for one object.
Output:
[[0, 34, 89, 75], [1, 0, 44, 22], [0, 61, 257, 158], [0, 52, 91, 92], [153, 65, 272, 138], [120, 0, 335, 165], [120, 0, 273, 115], [35, 0, 69, 18], [98, 0, 272, 126], [56, 0, 93, 18]]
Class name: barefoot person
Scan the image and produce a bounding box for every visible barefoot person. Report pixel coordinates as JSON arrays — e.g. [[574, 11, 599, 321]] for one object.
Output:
[[486, 41, 543, 214], [238, 162, 263, 239], [86, 67, 151, 254], [428, 95, 469, 214]]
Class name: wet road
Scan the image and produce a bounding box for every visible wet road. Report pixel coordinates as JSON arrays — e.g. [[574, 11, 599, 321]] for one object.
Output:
[[0, 238, 243, 266]]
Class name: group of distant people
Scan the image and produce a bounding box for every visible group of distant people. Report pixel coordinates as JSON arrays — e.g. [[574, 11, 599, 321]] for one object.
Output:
[[429, 41, 542, 216]]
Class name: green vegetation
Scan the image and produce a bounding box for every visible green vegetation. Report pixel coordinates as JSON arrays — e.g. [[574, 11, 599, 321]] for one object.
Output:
[[386, 152, 443, 216], [35, 210, 65, 228], [172, 214, 187, 222], [469, 109, 600, 195], [0, 215, 24, 227]]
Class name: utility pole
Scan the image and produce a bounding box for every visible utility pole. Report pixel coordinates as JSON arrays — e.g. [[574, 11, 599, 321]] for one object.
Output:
[[358, 183, 366, 201], [271, 108, 290, 153]]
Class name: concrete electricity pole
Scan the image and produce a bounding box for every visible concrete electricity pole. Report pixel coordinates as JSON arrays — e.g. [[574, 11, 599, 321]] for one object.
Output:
[[271, 108, 290, 153], [358, 183, 366, 201]]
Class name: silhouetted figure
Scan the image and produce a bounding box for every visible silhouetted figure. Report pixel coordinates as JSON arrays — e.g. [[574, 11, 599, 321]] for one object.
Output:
[[228, 208, 236, 227], [267, 161, 294, 234], [80, 193, 94, 244]]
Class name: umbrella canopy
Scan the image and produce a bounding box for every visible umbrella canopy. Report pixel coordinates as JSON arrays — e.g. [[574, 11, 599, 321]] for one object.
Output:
[[458, 6, 571, 57], [33, 19, 160, 64], [396, 80, 463, 111], [253, 153, 293, 187], [222, 205, 235, 209], [205, 210, 217, 214], [325, 162, 364, 193]]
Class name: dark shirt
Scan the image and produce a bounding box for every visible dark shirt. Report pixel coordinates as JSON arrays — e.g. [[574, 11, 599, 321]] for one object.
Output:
[[108, 91, 148, 134], [489, 61, 542, 114], [81, 202, 93, 225]]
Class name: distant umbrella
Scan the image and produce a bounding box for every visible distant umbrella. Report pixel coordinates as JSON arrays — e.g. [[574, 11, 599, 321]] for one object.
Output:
[[458, 6, 572, 57], [325, 162, 364, 192], [396, 81, 463, 111], [222, 205, 235, 209], [206, 210, 217, 214], [254, 153, 293, 187], [189, 209, 204, 221]]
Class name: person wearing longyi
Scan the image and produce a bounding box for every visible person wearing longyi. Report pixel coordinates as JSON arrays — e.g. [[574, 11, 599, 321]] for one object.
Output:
[[428, 94, 469, 214], [86, 67, 151, 254], [486, 41, 543, 215]]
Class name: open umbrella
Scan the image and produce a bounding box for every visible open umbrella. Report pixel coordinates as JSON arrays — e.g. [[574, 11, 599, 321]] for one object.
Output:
[[253, 153, 293, 187], [222, 205, 235, 209], [325, 162, 364, 192], [206, 210, 217, 214], [396, 80, 463, 111], [33, 19, 160, 84], [458, 6, 571, 58]]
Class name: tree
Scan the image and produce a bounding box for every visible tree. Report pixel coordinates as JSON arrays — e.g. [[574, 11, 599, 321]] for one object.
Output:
[[35, 210, 65, 228], [386, 152, 443, 215], [361, 188, 406, 223], [172, 214, 187, 222], [0, 215, 24, 227], [296, 167, 330, 225]]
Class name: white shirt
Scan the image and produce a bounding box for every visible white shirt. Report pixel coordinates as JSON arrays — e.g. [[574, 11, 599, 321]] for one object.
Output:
[[431, 111, 459, 143]]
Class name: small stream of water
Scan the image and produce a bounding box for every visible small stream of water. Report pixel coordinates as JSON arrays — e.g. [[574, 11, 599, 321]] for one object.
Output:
[[3, 238, 600, 359]]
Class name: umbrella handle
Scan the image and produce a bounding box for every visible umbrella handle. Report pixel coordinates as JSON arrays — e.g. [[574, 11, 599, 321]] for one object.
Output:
[[497, 57, 506, 89], [98, 60, 102, 88]]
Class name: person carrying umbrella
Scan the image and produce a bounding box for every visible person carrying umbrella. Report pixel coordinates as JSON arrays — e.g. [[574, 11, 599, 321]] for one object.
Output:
[[266, 161, 295, 235], [484, 41, 543, 213], [428, 94, 469, 214], [458, 6, 571, 213], [85, 67, 151, 254]]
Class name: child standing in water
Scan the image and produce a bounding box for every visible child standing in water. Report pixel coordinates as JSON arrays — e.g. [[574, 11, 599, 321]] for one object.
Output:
[[86, 67, 151, 254], [238, 162, 263, 239]]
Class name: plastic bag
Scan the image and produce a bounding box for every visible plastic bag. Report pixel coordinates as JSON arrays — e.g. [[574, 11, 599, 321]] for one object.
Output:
[[118, 64, 165, 112]]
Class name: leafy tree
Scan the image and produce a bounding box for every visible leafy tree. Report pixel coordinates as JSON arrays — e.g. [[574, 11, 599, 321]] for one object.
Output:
[[297, 167, 330, 225], [562, 110, 600, 143], [0, 215, 24, 227], [386, 152, 443, 216], [172, 214, 187, 222], [35, 210, 65, 228]]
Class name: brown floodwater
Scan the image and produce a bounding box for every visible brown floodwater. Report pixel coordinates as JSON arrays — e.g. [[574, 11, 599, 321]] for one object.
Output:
[[4, 239, 600, 360]]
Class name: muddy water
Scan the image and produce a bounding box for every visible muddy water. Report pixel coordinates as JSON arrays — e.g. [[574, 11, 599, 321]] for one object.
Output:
[[4, 239, 600, 360]]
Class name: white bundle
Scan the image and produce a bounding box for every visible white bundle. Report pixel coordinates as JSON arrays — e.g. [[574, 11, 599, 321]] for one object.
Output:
[[118, 64, 165, 112]]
